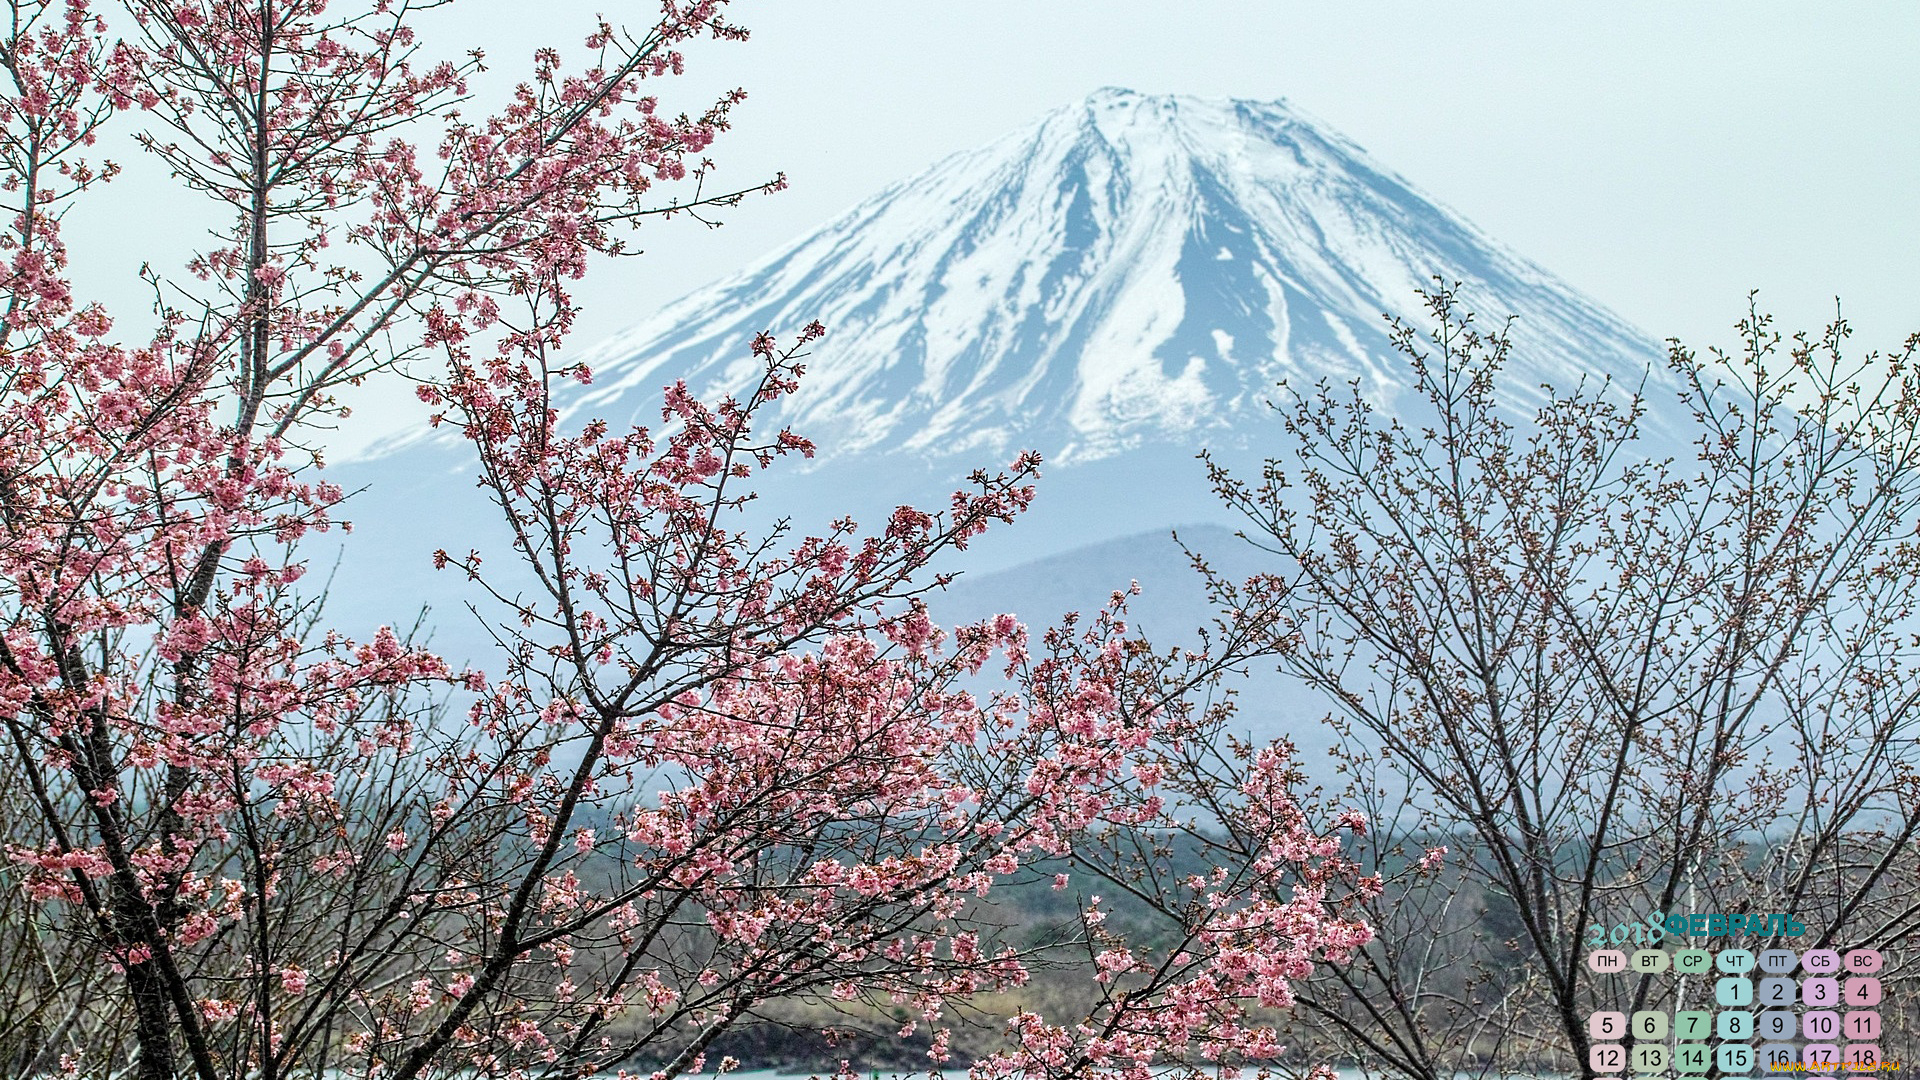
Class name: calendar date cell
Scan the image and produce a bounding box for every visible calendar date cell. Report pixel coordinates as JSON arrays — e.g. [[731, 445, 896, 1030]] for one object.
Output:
[[1843, 975, 1881, 1006], [1802, 975, 1840, 1007], [1844, 1010, 1881, 1040]]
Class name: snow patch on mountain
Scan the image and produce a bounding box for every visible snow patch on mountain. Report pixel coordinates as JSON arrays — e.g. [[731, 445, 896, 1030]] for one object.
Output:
[[545, 87, 1665, 466]]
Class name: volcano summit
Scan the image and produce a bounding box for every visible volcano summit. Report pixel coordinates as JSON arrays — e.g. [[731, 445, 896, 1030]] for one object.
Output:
[[561, 87, 1664, 469]]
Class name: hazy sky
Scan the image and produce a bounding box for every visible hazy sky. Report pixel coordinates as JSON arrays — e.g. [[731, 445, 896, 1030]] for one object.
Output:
[[66, 2, 1920, 453]]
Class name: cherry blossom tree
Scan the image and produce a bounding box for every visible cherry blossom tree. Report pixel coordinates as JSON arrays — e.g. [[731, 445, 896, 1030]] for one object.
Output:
[[0, 1, 1373, 1079], [1197, 288, 1920, 1078]]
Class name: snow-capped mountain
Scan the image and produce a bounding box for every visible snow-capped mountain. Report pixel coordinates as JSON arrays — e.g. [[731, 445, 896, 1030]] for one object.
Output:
[[335, 87, 1675, 680], [564, 87, 1666, 467]]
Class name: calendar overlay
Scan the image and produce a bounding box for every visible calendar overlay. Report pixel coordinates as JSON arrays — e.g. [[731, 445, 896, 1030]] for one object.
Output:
[[1584, 913, 1897, 1076]]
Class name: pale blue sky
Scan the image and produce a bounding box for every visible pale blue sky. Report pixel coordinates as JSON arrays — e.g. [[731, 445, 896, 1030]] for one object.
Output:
[[66, 2, 1920, 452]]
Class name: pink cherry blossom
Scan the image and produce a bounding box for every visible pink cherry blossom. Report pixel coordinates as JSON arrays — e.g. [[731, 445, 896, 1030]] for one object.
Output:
[[0, 3, 1372, 1079]]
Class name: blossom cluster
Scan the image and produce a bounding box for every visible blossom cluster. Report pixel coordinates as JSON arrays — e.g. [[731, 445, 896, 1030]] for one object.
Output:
[[0, 1, 1374, 1078]]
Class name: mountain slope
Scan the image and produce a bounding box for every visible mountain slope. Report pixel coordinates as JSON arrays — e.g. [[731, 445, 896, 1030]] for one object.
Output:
[[332, 88, 1678, 687], [559, 87, 1667, 468]]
